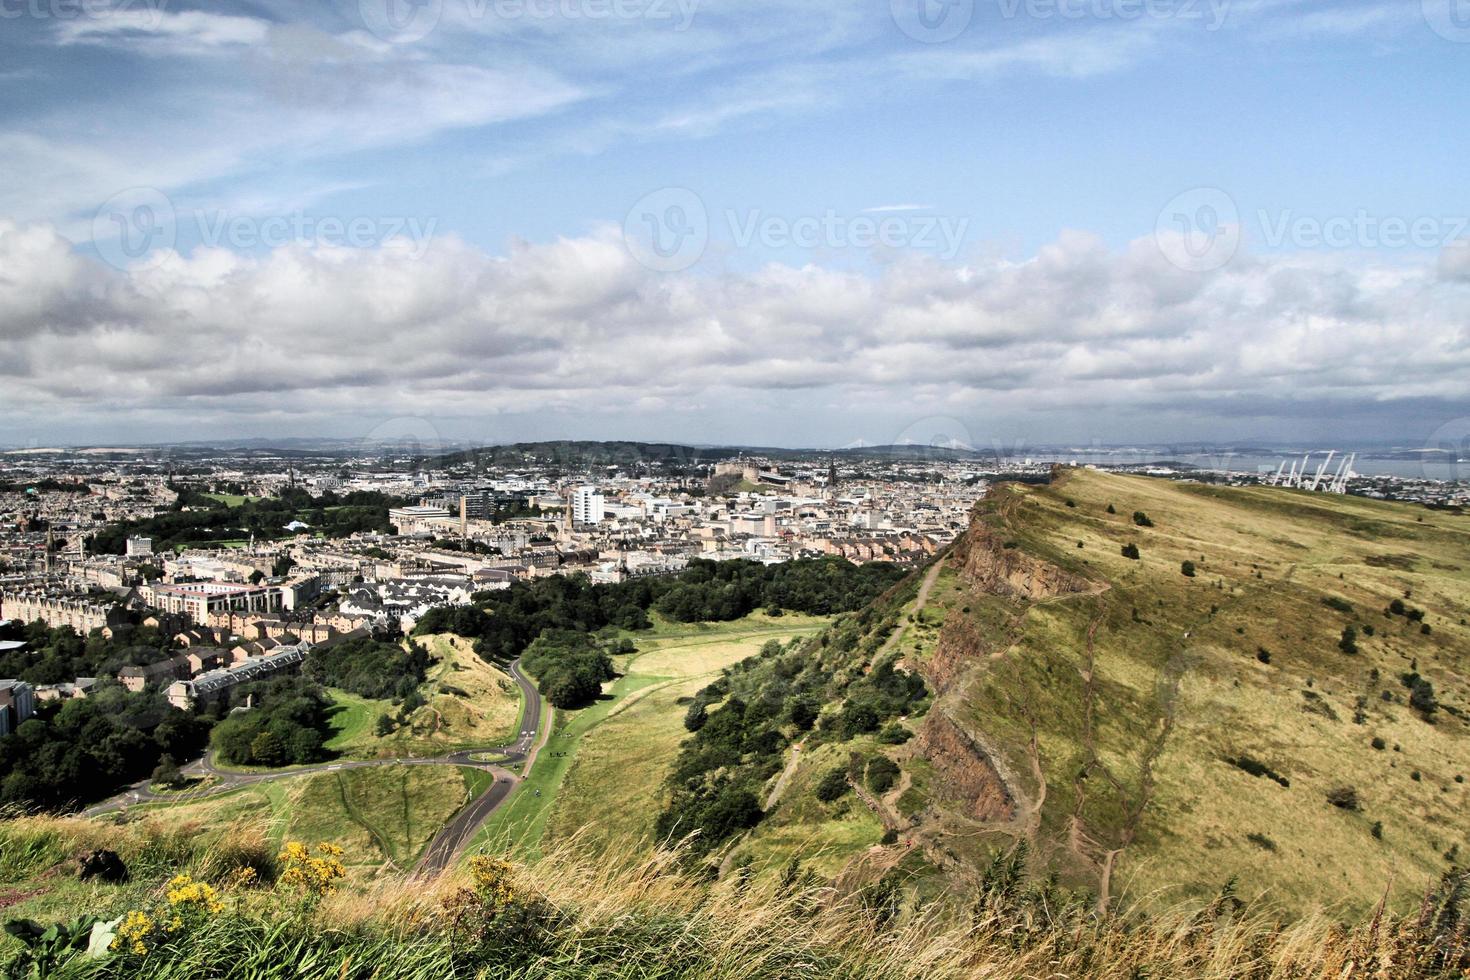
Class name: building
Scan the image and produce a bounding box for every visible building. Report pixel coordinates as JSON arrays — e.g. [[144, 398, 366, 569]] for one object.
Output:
[[388, 505, 453, 536], [0, 679, 35, 736], [117, 654, 191, 692], [572, 486, 605, 525], [143, 582, 282, 622], [0, 591, 129, 633], [165, 643, 311, 710], [125, 536, 154, 557]]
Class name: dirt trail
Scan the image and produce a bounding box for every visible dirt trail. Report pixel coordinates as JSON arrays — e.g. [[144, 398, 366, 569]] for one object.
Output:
[[879, 558, 945, 662], [764, 743, 803, 809]]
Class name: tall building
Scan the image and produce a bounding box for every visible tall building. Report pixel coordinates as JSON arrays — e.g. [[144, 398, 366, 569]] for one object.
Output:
[[572, 486, 605, 525]]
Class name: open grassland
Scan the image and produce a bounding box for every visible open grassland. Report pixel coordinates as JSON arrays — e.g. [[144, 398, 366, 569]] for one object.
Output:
[[85, 765, 479, 879], [326, 634, 520, 758], [479, 613, 829, 858], [912, 469, 1470, 915]]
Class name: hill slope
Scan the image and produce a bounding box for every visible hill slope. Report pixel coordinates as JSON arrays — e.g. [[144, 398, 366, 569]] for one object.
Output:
[[689, 469, 1470, 914]]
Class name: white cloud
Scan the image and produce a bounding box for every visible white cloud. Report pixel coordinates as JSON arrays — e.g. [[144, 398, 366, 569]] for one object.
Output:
[[1, 220, 1466, 443]]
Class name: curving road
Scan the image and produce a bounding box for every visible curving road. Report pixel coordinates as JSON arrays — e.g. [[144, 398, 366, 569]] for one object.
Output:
[[85, 659, 548, 876]]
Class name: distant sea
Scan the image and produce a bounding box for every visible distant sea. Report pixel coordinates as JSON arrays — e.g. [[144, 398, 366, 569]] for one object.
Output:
[[1014, 452, 1466, 483]]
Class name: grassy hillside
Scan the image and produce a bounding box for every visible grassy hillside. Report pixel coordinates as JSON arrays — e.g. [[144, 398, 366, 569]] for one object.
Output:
[[679, 469, 1470, 916], [325, 633, 520, 758], [474, 613, 829, 858], [1, 808, 1466, 979]]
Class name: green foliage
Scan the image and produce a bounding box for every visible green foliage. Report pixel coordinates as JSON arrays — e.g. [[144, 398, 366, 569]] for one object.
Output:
[[303, 635, 429, 700], [865, 756, 900, 794], [1322, 596, 1354, 614], [0, 622, 175, 686], [1180, 560, 1196, 577], [210, 678, 332, 767], [815, 767, 850, 803], [3, 915, 106, 980], [89, 487, 406, 554], [520, 631, 614, 709], [1339, 626, 1359, 655], [1132, 511, 1153, 527], [1121, 543, 1140, 560], [0, 682, 209, 810]]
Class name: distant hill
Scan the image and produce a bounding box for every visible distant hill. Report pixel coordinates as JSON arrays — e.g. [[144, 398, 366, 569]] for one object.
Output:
[[672, 468, 1470, 914]]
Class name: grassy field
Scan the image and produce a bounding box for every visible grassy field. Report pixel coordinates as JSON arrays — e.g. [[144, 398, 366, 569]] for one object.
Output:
[[474, 612, 829, 858], [325, 634, 520, 758], [879, 468, 1470, 914], [202, 492, 258, 507], [84, 764, 481, 877]]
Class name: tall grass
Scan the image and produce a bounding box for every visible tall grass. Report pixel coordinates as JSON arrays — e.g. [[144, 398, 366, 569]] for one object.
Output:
[[2, 813, 1465, 979]]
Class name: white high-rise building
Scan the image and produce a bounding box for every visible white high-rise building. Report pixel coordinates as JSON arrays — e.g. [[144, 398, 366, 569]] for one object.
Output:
[[572, 486, 605, 525]]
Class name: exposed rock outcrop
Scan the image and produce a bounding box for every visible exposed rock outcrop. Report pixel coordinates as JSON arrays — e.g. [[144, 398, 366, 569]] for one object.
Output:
[[955, 519, 1091, 601], [915, 712, 1015, 823]]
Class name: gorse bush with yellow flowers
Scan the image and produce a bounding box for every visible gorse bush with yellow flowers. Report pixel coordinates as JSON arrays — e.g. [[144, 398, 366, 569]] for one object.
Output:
[[277, 842, 346, 898]]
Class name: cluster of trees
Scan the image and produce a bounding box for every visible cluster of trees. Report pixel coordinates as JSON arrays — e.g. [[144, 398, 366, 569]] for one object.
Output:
[[657, 592, 929, 853], [0, 685, 211, 810], [0, 621, 178, 685], [416, 558, 904, 670], [210, 677, 334, 767], [519, 630, 616, 708], [653, 558, 905, 622], [90, 487, 407, 554], [302, 634, 429, 701]]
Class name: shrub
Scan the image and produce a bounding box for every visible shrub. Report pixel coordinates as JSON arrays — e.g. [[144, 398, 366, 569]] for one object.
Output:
[[865, 757, 900, 794], [1339, 626, 1359, 655], [1409, 678, 1438, 718], [1181, 560, 1196, 577], [1256, 648, 1272, 664], [876, 723, 912, 745], [1322, 596, 1354, 614], [1106, 504, 1116, 514], [815, 767, 850, 803], [1132, 511, 1153, 527], [1121, 543, 1140, 560], [1246, 832, 1277, 851], [683, 701, 708, 733], [1326, 786, 1360, 811], [1371, 736, 1386, 750]]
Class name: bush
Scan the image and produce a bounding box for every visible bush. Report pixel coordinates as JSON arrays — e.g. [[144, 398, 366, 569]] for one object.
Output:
[[683, 701, 709, 733], [876, 723, 911, 745], [1121, 543, 1140, 560], [1322, 596, 1354, 614], [1371, 736, 1386, 750], [1181, 560, 1196, 577], [1132, 511, 1153, 527], [1326, 786, 1360, 811], [1338, 626, 1359, 655], [815, 767, 850, 803], [865, 757, 900, 794]]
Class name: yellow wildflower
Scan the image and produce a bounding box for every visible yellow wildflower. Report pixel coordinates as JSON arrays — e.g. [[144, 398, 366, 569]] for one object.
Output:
[[165, 874, 225, 915], [111, 910, 155, 957], [277, 841, 347, 896]]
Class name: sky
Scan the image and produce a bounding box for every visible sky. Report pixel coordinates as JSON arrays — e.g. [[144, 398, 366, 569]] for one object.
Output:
[[0, 0, 1468, 451]]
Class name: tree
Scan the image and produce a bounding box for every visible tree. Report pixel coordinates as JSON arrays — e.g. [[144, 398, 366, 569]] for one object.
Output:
[[1410, 678, 1438, 718], [249, 730, 286, 767], [150, 755, 184, 789], [374, 714, 395, 737], [684, 701, 709, 732], [815, 767, 850, 802]]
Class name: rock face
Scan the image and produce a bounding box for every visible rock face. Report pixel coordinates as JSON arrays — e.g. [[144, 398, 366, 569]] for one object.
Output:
[[954, 519, 1090, 602], [923, 616, 991, 696], [915, 712, 1015, 823], [77, 849, 128, 883]]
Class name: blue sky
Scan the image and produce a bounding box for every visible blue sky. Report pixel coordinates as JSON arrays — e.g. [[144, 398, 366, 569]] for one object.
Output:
[[0, 0, 1468, 449]]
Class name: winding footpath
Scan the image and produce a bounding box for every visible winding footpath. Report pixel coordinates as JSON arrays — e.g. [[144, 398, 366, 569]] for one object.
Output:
[[85, 659, 549, 877]]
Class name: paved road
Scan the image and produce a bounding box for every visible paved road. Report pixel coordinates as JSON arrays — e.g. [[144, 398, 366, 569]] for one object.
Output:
[[86, 659, 548, 876]]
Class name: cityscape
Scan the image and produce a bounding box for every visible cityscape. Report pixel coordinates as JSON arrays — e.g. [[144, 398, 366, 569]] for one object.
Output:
[[2, 0, 1469, 978]]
